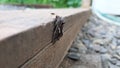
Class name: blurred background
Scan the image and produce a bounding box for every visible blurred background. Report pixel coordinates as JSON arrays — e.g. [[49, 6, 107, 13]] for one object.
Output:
[[0, 0, 82, 8]]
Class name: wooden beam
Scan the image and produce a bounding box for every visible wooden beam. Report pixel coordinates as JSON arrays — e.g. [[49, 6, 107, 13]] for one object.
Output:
[[0, 8, 91, 68]]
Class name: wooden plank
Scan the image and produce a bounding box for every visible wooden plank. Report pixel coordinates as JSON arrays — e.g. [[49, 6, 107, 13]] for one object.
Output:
[[0, 9, 91, 68], [20, 15, 87, 68]]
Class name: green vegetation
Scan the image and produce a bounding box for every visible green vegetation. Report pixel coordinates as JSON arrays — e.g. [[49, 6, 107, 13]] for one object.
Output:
[[0, 0, 82, 8]]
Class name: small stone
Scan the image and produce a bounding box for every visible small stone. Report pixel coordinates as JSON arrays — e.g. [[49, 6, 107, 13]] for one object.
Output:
[[77, 43, 87, 54], [93, 39, 104, 45], [100, 47, 107, 54], [87, 30, 95, 37], [68, 47, 79, 53], [75, 41, 85, 47], [117, 40, 120, 45], [116, 61, 120, 67], [92, 44, 101, 53], [87, 44, 94, 50], [81, 39, 91, 46], [108, 62, 120, 68], [102, 53, 112, 60], [116, 49, 120, 56], [110, 44, 117, 50], [87, 26, 109, 39], [106, 45, 114, 54], [67, 52, 81, 61], [74, 36, 81, 43], [103, 36, 112, 44], [117, 46, 120, 49], [72, 42, 78, 47], [109, 38, 117, 50], [112, 54, 120, 60], [86, 44, 95, 54], [115, 31, 120, 39], [109, 58, 117, 65]]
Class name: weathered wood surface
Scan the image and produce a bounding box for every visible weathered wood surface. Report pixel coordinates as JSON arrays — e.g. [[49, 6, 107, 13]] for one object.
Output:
[[0, 8, 91, 68]]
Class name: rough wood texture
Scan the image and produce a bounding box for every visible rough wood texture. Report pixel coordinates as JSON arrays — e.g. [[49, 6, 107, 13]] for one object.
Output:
[[21, 16, 87, 68], [0, 8, 91, 68]]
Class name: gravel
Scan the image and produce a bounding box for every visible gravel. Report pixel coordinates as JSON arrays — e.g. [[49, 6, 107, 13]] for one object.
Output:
[[67, 14, 120, 68]]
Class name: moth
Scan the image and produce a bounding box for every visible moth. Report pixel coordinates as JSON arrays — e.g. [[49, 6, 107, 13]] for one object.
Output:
[[51, 13, 65, 44]]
